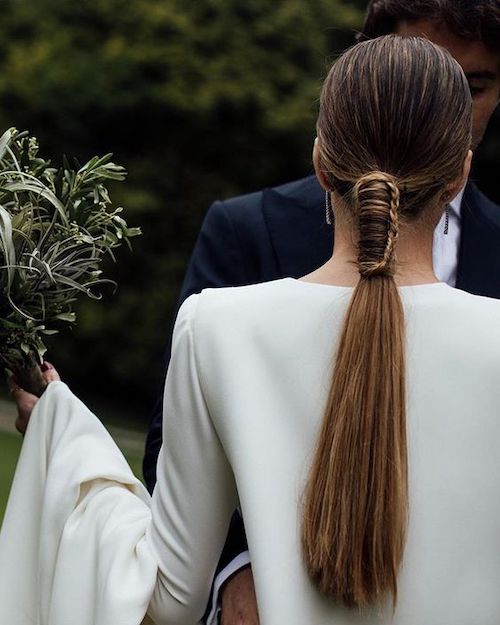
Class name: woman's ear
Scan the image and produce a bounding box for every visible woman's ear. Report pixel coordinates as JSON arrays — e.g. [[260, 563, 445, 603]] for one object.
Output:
[[313, 138, 332, 192], [441, 149, 473, 204]]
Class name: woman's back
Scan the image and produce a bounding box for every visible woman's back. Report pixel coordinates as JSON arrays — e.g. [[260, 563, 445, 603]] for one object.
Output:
[[191, 278, 500, 624]]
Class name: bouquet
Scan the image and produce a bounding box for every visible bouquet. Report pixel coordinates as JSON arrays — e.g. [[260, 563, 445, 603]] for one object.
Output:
[[0, 128, 140, 395]]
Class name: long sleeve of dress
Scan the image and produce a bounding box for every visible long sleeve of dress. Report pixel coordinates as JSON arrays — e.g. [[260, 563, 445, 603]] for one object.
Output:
[[0, 294, 237, 625], [147, 294, 238, 624]]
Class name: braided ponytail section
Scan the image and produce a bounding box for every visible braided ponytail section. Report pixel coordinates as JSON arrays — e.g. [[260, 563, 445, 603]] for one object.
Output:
[[302, 170, 407, 609], [354, 172, 400, 278]]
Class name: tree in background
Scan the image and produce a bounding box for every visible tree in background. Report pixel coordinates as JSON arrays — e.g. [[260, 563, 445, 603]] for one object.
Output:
[[0, 0, 497, 422]]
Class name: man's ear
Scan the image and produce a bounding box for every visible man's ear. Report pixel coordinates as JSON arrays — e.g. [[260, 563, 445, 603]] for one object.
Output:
[[313, 138, 332, 191], [462, 149, 473, 185], [442, 149, 473, 204]]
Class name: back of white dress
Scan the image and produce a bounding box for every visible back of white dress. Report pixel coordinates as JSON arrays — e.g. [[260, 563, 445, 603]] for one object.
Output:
[[2, 277, 500, 625], [191, 278, 500, 625]]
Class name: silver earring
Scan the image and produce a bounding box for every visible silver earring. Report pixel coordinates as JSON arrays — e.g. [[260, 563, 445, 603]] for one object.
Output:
[[325, 191, 334, 226], [444, 204, 450, 235]]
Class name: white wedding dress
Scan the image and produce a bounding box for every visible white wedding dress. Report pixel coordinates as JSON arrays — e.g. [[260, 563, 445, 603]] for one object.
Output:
[[1, 278, 500, 625]]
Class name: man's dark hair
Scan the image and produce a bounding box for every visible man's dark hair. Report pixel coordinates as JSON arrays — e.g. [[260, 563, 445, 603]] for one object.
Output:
[[359, 0, 500, 51]]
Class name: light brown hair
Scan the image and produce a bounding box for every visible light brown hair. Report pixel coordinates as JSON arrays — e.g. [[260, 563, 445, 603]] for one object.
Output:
[[302, 35, 472, 608]]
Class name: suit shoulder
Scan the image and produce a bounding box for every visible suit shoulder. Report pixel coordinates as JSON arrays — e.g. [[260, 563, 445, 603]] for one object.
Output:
[[465, 184, 500, 230], [212, 175, 318, 219], [271, 175, 320, 199]]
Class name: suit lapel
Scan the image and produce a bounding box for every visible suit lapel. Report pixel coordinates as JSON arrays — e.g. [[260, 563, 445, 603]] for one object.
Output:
[[262, 177, 333, 278], [263, 177, 500, 296], [456, 183, 500, 298]]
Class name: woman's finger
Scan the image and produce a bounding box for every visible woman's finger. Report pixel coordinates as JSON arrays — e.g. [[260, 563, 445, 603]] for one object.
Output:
[[7, 363, 60, 437], [41, 361, 61, 383], [14, 391, 38, 435], [7, 375, 39, 435]]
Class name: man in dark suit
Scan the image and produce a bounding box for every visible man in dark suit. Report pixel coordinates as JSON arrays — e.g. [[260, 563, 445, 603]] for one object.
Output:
[[143, 1, 500, 623]]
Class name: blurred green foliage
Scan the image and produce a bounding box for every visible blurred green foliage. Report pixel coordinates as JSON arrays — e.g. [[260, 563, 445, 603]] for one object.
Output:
[[0, 0, 496, 424], [0, 0, 364, 420]]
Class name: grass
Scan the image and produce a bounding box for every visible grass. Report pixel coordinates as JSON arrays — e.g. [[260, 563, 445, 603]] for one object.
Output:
[[0, 430, 22, 522], [0, 427, 147, 526]]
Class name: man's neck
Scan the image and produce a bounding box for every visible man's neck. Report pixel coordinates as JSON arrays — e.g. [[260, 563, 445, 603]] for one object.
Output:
[[449, 185, 466, 217]]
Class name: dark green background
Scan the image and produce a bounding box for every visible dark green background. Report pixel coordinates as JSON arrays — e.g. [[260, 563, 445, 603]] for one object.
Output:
[[0, 0, 497, 426]]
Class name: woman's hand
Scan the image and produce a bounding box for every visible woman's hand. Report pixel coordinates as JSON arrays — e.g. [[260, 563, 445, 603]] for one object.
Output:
[[8, 362, 61, 435]]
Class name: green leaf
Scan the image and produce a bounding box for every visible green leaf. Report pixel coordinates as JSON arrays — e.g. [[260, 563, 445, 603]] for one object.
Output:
[[55, 311, 76, 322], [0, 205, 16, 289], [0, 128, 13, 162]]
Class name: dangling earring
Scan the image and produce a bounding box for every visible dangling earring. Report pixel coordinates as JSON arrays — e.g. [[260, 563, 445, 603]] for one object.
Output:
[[444, 204, 450, 235], [325, 190, 334, 226]]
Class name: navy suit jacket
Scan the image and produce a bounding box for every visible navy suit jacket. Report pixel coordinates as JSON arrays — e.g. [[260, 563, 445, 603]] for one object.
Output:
[[143, 173, 500, 582]]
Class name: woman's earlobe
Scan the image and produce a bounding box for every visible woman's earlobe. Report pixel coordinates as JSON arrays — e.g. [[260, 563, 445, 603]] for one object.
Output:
[[441, 186, 460, 205], [313, 138, 334, 192]]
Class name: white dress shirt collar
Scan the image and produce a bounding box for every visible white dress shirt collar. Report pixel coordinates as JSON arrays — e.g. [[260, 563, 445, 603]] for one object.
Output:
[[433, 185, 466, 287]]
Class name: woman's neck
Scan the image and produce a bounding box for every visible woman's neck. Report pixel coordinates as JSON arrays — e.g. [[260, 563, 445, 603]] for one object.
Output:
[[302, 217, 439, 287]]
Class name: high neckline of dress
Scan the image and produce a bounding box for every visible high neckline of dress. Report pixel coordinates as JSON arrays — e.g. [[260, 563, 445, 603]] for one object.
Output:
[[286, 277, 451, 292]]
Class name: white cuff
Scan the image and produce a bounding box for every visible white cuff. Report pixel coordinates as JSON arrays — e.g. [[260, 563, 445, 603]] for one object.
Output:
[[205, 550, 251, 625]]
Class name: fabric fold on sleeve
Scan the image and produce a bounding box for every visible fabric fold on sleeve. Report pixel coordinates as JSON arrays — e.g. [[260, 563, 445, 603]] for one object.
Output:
[[0, 381, 157, 625]]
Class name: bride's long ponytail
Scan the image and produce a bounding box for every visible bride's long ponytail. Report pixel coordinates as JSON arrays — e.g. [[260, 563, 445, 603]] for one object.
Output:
[[303, 172, 407, 607], [302, 35, 472, 608]]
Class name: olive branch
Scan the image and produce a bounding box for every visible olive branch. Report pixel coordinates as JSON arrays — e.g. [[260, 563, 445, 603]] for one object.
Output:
[[0, 128, 140, 394]]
